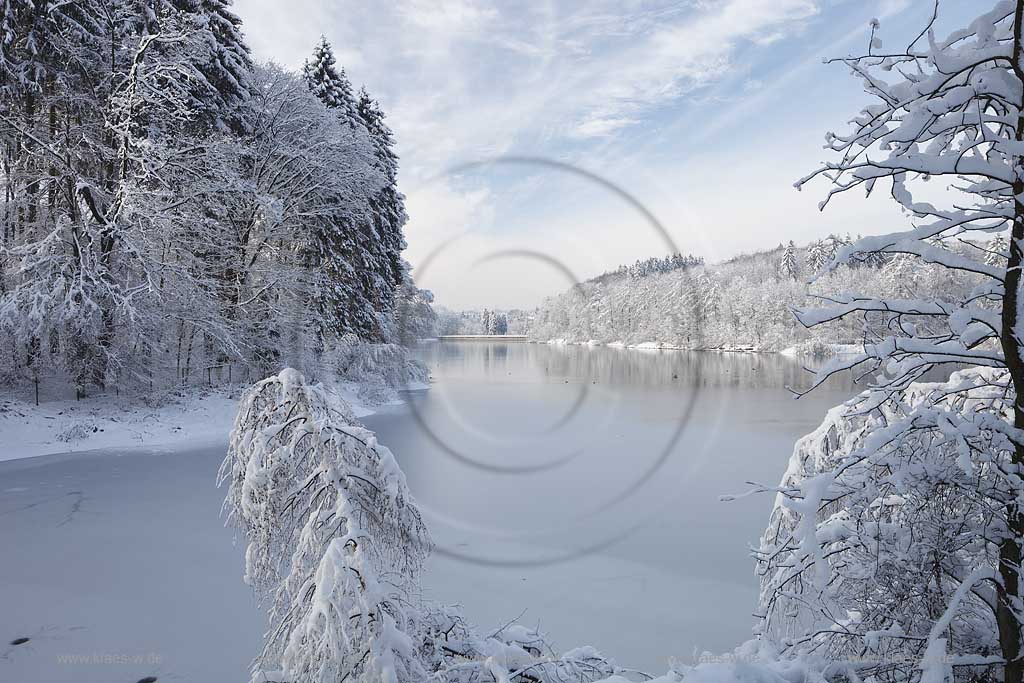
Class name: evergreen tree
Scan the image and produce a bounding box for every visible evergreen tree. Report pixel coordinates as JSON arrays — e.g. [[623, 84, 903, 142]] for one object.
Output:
[[177, 0, 255, 131], [357, 86, 406, 307], [300, 37, 380, 340], [988, 234, 1010, 269], [805, 239, 829, 273], [302, 36, 360, 128], [300, 37, 408, 341], [779, 241, 798, 280]]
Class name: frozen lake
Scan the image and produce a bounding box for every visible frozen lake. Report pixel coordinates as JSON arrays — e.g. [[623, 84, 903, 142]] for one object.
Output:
[[0, 342, 858, 681]]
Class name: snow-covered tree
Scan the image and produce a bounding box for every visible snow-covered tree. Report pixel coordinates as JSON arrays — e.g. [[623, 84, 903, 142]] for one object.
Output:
[[759, 5, 1024, 682], [186, 0, 255, 132], [0, 3, 423, 394], [988, 234, 1011, 269], [759, 368, 1007, 683], [386, 265, 437, 345], [780, 241, 799, 280], [0, 1, 246, 388], [220, 369, 431, 683], [357, 86, 407, 309], [805, 239, 830, 274], [303, 36, 361, 128], [302, 39, 401, 341]]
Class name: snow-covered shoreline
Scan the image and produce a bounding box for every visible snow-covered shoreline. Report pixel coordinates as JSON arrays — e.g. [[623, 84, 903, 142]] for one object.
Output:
[[536, 337, 860, 357], [0, 379, 428, 463], [541, 337, 758, 351]]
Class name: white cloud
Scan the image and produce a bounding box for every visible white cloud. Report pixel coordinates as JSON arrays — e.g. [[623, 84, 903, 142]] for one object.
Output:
[[571, 116, 639, 139], [397, 0, 498, 35], [878, 0, 913, 20], [232, 0, 355, 69], [403, 180, 494, 265]]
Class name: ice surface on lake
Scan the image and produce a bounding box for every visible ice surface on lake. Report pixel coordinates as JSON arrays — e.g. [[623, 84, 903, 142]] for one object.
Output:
[[362, 342, 858, 673], [0, 445, 264, 683], [0, 342, 857, 680]]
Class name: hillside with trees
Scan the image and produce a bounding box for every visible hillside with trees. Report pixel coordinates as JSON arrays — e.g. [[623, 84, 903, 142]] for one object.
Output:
[[529, 238, 982, 352]]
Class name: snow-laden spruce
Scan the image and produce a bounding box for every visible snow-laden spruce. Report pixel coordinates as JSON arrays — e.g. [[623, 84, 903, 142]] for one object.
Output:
[[221, 370, 623, 683]]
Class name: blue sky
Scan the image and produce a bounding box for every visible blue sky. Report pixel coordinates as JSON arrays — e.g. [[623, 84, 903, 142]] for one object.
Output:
[[233, 0, 979, 309]]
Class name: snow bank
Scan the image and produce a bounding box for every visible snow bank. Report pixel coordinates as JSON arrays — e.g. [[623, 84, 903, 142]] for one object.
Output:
[[0, 389, 241, 461], [536, 338, 782, 354], [591, 640, 829, 683], [779, 340, 862, 359], [0, 385, 394, 463], [0, 339, 430, 462]]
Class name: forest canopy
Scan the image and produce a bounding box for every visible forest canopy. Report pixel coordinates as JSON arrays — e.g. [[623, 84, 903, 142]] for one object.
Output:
[[0, 1, 421, 394]]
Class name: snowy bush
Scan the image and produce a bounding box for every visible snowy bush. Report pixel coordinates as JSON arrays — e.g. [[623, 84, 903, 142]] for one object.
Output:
[[756, 368, 1011, 683], [782, 339, 837, 360], [415, 603, 621, 683], [384, 270, 438, 345], [55, 421, 99, 443]]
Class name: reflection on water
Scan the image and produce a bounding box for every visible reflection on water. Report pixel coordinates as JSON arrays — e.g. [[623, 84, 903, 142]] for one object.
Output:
[[363, 341, 860, 673], [419, 340, 856, 392]]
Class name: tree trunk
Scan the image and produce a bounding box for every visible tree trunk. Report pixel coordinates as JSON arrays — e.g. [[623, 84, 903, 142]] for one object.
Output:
[[999, 6, 1024, 683]]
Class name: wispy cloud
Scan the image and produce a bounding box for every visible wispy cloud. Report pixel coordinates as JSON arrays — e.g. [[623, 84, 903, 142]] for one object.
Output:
[[235, 1, 821, 173], [570, 116, 640, 139]]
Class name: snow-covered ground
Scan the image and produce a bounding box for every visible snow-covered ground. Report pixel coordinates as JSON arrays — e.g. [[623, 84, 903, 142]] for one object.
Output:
[[0, 381, 391, 463]]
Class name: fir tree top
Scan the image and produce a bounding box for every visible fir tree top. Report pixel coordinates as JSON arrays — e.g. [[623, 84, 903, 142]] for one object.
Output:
[[303, 36, 360, 128]]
